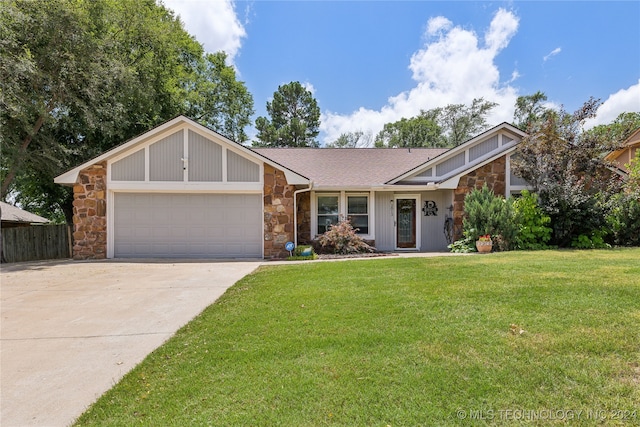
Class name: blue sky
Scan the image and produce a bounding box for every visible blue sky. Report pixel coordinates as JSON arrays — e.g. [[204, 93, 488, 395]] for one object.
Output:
[[164, 1, 640, 144]]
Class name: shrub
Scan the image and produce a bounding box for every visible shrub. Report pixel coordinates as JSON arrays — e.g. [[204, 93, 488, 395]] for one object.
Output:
[[461, 185, 518, 251], [538, 180, 607, 247], [571, 230, 610, 249], [512, 190, 552, 250], [314, 218, 374, 255], [287, 245, 318, 261], [605, 191, 640, 246]]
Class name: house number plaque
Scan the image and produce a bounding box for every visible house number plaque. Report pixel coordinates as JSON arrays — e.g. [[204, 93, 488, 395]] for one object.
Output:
[[423, 200, 438, 216]]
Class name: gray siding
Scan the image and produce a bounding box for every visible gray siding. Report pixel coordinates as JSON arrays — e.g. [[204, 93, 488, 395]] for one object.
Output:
[[188, 130, 222, 182], [468, 135, 498, 162], [420, 190, 452, 251], [416, 168, 432, 178], [436, 152, 465, 176], [374, 192, 395, 251], [111, 149, 145, 181], [149, 131, 184, 181], [227, 150, 260, 182]]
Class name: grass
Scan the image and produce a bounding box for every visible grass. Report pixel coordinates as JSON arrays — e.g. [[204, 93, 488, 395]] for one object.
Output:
[[75, 249, 640, 426]]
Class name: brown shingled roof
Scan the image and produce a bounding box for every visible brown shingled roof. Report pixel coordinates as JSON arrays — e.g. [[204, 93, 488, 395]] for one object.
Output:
[[253, 148, 447, 187]]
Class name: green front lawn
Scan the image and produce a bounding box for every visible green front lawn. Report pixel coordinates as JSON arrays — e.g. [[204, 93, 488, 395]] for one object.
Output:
[[75, 250, 640, 426]]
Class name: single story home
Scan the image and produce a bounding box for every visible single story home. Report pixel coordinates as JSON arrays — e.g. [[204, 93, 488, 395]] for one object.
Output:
[[0, 201, 50, 228], [55, 116, 528, 259]]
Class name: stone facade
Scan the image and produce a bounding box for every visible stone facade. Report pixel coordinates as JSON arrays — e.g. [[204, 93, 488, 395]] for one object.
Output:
[[72, 162, 107, 259], [263, 164, 296, 259], [296, 191, 312, 245], [452, 155, 507, 240]]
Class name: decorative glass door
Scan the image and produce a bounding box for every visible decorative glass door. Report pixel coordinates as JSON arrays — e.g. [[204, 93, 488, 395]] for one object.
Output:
[[396, 198, 416, 248]]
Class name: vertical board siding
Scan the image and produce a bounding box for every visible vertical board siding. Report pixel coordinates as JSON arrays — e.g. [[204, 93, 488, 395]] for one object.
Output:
[[1, 225, 71, 263], [188, 130, 223, 182], [468, 135, 499, 162], [435, 152, 465, 176], [149, 131, 184, 181], [416, 168, 432, 178], [111, 149, 145, 181], [227, 150, 260, 182], [420, 191, 451, 251], [374, 192, 394, 251]]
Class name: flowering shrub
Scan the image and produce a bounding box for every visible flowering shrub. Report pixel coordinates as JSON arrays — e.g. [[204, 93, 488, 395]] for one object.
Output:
[[314, 218, 374, 254]]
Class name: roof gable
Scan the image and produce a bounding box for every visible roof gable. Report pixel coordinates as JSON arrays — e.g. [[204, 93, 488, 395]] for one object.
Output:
[[387, 122, 527, 186], [55, 116, 309, 186]]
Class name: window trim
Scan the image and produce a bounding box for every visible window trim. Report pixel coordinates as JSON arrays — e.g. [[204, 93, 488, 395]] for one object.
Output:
[[311, 191, 373, 239]]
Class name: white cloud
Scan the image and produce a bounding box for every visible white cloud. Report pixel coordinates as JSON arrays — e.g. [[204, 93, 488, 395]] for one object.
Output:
[[163, 0, 246, 63], [302, 81, 316, 95], [321, 8, 520, 145], [426, 16, 452, 36], [584, 80, 640, 128], [543, 47, 562, 62]]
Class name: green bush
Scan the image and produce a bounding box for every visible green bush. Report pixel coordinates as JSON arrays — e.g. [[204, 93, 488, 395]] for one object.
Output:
[[461, 185, 518, 251], [314, 219, 374, 254], [287, 245, 318, 261], [512, 190, 552, 250], [605, 191, 640, 246], [571, 230, 610, 249]]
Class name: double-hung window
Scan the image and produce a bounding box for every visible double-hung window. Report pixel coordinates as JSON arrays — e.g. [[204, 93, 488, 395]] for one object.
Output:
[[316, 193, 369, 236], [347, 196, 369, 234], [317, 195, 339, 234]]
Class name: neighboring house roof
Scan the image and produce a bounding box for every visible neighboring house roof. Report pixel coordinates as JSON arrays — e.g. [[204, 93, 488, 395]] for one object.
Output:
[[604, 128, 640, 173], [253, 148, 447, 188], [0, 201, 50, 224]]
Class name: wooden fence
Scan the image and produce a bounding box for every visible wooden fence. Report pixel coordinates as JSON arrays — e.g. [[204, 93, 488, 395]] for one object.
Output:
[[1, 224, 72, 263]]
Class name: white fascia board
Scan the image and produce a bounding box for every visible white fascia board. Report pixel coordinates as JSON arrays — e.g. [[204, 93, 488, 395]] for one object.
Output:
[[386, 122, 527, 185]]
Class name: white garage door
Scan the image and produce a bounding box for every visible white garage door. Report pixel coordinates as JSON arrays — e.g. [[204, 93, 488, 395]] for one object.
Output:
[[113, 193, 262, 258]]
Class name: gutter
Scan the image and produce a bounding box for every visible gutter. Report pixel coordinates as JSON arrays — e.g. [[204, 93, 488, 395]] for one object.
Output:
[[293, 181, 314, 247]]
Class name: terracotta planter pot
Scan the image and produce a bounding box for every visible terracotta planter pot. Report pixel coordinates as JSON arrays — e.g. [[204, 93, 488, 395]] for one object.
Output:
[[476, 241, 492, 253]]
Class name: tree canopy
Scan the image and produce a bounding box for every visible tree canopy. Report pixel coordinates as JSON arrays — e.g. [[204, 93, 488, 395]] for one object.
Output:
[[373, 98, 497, 148], [0, 0, 253, 222], [254, 81, 320, 147]]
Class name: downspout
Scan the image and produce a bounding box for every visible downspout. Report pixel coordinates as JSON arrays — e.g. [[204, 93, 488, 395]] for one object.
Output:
[[293, 181, 314, 247]]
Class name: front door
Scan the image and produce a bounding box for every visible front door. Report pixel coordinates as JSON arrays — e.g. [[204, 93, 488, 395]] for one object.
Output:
[[396, 198, 417, 249]]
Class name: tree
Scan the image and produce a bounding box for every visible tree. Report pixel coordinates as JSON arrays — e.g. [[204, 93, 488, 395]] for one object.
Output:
[[1, 0, 254, 221], [326, 131, 373, 148], [439, 98, 498, 146], [185, 52, 254, 143], [511, 98, 625, 246], [373, 98, 497, 149], [513, 91, 554, 132], [254, 81, 320, 147], [373, 113, 444, 148]]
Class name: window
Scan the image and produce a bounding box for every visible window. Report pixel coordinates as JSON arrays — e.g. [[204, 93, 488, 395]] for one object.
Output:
[[315, 193, 370, 236], [317, 196, 339, 234], [347, 196, 369, 234]]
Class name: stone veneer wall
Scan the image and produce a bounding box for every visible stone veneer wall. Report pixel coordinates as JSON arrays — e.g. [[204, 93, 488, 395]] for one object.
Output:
[[72, 162, 107, 259], [296, 191, 312, 245], [263, 165, 296, 259], [452, 155, 507, 241]]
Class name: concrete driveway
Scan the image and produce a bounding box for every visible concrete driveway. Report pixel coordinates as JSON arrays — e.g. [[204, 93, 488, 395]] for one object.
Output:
[[0, 259, 260, 427]]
